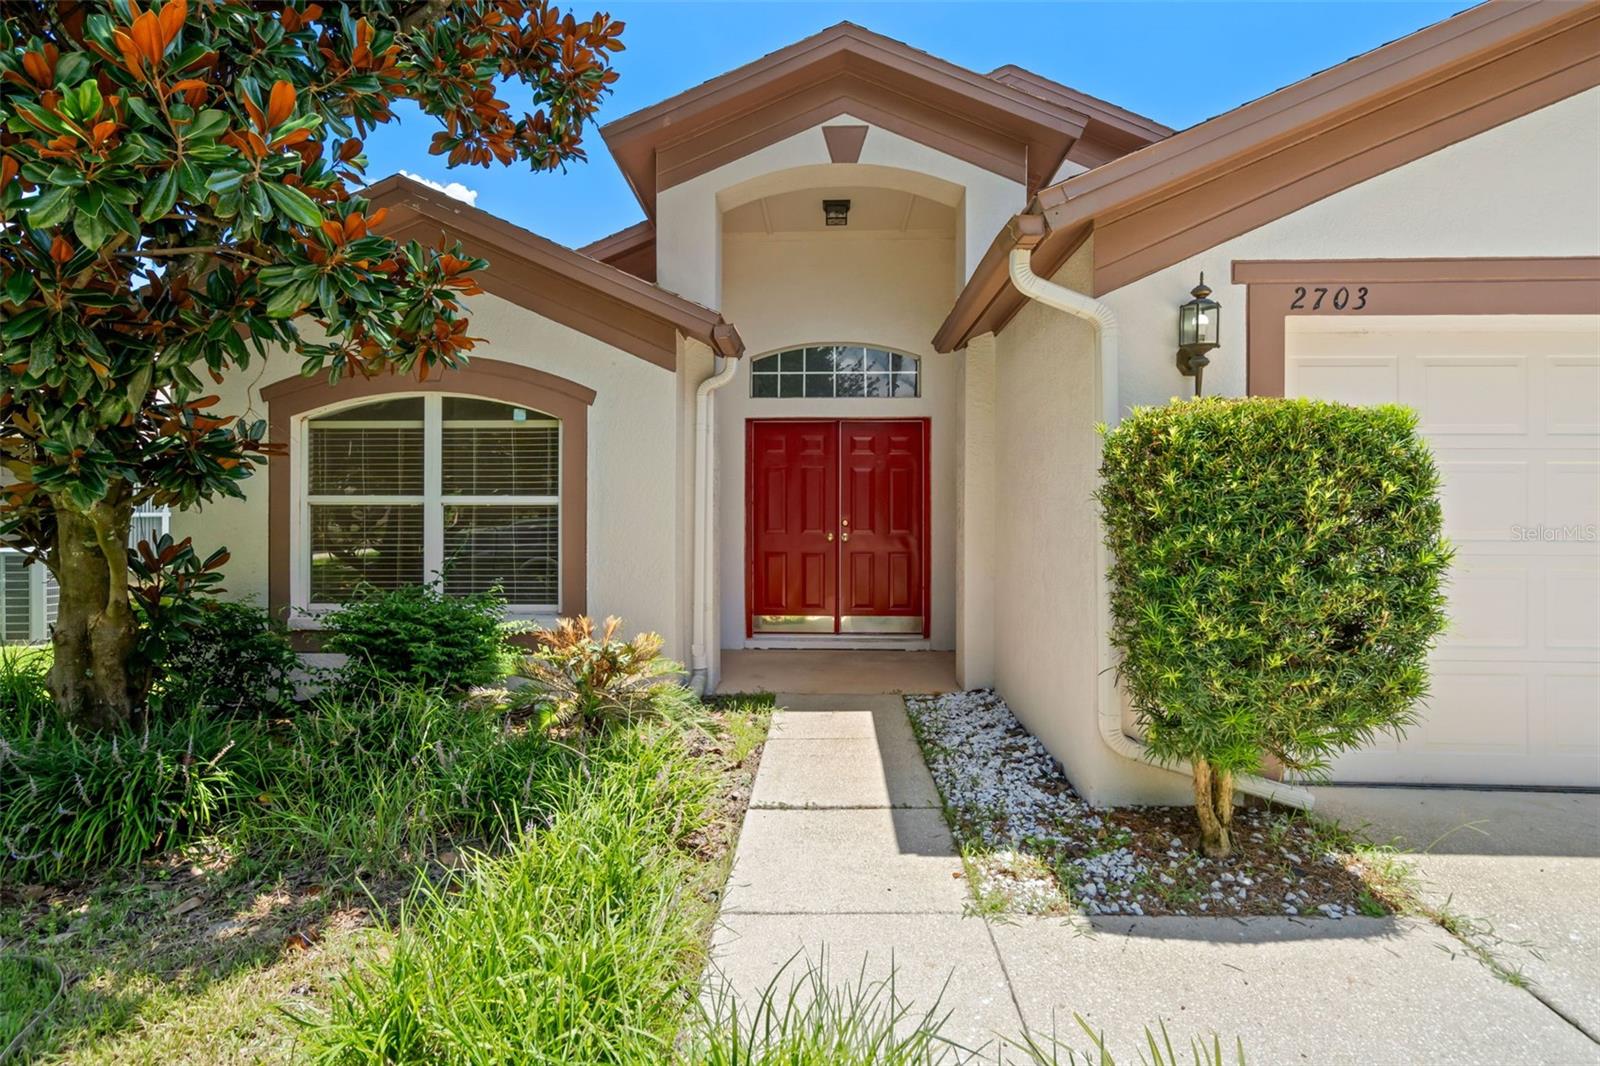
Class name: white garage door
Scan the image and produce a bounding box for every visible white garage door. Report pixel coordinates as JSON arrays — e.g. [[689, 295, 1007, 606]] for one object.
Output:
[[1286, 315, 1600, 787]]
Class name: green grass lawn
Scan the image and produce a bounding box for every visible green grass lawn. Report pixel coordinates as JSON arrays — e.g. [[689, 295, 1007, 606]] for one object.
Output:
[[0, 671, 773, 1065]]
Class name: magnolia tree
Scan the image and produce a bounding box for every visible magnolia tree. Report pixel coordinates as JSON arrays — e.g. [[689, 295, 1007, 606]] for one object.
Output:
[[0, 0, 623, 729]]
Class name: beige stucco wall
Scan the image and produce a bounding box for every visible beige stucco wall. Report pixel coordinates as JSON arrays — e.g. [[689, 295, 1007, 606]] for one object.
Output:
[[170, 291, 693, 660], [989, 240, 1188, 806], [983, 88, 1600, 805], [714, 230, 959, 650], [656, 115, 1025, 310], [1101, 86, 1600, 412], [955, 332, 996, 687]]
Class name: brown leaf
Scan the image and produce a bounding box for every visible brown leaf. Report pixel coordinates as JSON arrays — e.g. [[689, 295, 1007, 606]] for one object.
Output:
[[266, 79, 296, 128], [284, 928, 320, 951], [157, 0, 187, 47], [169, 894, 202, 916]]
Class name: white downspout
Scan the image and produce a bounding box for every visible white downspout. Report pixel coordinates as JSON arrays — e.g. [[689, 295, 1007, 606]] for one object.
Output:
[[1007, 245, 1313, 810], [689, 352, 740, 695]]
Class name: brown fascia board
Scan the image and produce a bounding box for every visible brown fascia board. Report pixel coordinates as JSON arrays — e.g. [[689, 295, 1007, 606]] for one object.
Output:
[[1030, 1, 1595, 230], [364, 175, 741, 365], [933, 0, 1598, 352], [577, 220, 657, 282], [599, 21, 1092, 217], [986, 64, 1176, 142], [577, 219, 654, 260]]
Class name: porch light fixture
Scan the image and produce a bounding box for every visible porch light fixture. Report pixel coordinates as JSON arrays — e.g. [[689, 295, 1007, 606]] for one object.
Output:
[[1176, 273, 1220, 397], [822, 198, 851, 226]]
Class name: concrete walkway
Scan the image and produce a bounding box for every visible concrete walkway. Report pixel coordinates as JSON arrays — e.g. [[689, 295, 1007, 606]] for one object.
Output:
[[708, 692, 1600, 1063], [708, 693, 1023, 1056]]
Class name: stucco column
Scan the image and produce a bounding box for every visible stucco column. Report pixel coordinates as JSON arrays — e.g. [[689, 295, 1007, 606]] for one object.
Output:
[[956, 332, 997, 688]]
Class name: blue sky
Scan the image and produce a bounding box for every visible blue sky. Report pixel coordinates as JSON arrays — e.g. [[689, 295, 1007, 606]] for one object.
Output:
[[362, 1, 1477, 250]]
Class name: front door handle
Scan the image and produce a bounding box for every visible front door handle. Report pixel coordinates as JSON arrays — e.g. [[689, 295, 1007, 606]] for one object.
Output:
[[827, 532, 834, 542], [840, 531, 849, 542]]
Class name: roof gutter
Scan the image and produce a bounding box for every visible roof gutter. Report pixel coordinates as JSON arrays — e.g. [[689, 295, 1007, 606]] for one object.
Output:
[[689, 325, 744, 694], [1005, 221, 1314, 812]]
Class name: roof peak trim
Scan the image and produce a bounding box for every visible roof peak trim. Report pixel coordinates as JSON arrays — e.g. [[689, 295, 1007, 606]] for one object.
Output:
[[366, 175, 741, 366]]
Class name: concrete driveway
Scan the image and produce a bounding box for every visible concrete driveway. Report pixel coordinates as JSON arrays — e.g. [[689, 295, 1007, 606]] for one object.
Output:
[[1313, 787, 1600, 1046]]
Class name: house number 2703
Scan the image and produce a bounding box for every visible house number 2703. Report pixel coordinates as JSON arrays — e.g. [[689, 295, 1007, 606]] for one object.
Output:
[[1289, 285, 1368, 311]]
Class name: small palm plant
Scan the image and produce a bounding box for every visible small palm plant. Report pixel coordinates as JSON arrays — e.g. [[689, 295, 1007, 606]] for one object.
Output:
[[516, 616, 687, 732]]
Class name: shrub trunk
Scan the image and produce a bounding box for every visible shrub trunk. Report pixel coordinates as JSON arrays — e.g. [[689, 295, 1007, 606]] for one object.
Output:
[[49, 492, 139, 731], [1191, 757, 1235, 859]]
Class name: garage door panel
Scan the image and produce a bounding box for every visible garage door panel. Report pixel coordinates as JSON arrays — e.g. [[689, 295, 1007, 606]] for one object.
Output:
[[1437, 460, 1530, 540], [1440, 564, 1528, 652], [1545, 460, 1600, 528], [1546, 569, 1600, 651], [1289, 317, 1600, 787], [1546, 356, 1600, 436], [1415, 671, 1529, 754], [1418, 356, 1528, 435], [1290, 356, 1398, 405], [1537, 673, 1600, 756]]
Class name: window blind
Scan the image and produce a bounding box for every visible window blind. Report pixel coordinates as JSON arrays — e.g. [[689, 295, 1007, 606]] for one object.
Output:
[[303, 395, 559, 610]]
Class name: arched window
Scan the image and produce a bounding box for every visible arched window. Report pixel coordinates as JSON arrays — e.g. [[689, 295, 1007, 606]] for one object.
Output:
[[750, 345, 919, 398], [303, 394, 560, 611]]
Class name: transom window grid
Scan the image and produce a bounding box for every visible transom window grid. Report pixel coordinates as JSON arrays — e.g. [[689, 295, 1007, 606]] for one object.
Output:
[[300, 394, 560, 614], [750, 345, 919, 399]]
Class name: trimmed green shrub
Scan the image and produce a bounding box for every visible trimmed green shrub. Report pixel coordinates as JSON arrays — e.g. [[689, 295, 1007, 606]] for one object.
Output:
[[0, 711, 255, 879], [321, 584, 508, 694], [1097, 398, 1451, 857], [152, 600, 302, 718]]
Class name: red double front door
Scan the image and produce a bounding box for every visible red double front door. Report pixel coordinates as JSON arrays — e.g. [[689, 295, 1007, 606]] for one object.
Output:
[[747, 419, 928, 637]]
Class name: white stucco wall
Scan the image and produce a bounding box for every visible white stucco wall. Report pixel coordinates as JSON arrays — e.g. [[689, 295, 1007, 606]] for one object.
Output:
[[982, 88, 1600, 806], [170, 292, 692, 659], [1102, 86, 1600, 411], [715, 230, 959, 650]]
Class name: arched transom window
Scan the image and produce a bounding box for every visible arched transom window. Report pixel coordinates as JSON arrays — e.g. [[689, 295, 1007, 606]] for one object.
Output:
[[750, 345, 919, 398], [303, 395, 560, 611]]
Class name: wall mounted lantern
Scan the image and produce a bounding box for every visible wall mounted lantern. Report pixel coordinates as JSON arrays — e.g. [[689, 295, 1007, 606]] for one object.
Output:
[[822, 199, 851, 226], [1176, 273, 1220, 397]]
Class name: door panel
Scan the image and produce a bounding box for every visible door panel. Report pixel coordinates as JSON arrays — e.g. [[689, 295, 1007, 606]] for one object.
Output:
[[749, 422, 838, 627], [840, 420, 925, 624]]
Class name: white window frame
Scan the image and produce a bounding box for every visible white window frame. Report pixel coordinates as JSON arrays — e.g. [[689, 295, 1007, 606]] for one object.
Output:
[[0, 549, 52, 643], [749, 344, 921, 399], [290, 392, 561, 626]]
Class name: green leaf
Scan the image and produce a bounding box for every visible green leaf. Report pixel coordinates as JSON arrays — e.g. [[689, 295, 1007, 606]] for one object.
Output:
[[185, 109, 230, 140], [262, 182, 324, 228], [26, 186, 74, 229], [4, 268, 34, 305], [139, 170, 179, 222], [71, 78, 104, 123], [73, 207, 109, 251], [28, 329, 56, 375], [264, 278, 313, 318]]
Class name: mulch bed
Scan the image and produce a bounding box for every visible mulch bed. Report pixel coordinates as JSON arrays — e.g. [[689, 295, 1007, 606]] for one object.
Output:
[[906, 690, 1397, 919]]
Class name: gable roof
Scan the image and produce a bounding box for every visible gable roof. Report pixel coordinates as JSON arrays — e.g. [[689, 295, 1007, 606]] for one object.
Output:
[[366, 176, 741, 370], [599, 22, 1162, 219], [986, 65, 1175, 167], [935, 0, 1600, 352], [578, 220, 656, 282]]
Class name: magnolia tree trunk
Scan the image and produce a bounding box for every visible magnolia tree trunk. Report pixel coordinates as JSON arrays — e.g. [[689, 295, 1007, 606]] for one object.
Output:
[[49, 492, 140, 732], [1191, 757, 1236, 859]]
